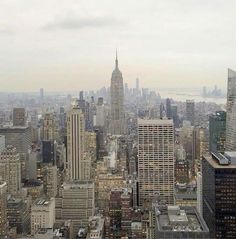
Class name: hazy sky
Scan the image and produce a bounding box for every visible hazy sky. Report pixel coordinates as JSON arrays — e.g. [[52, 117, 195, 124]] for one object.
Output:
[[0, 0, 235, 92]]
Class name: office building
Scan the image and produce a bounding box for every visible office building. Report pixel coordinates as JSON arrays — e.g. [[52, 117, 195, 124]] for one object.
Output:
[[0, 126, 31, 155], [67, 99, 85, 180], [13, 108, 26, 126], [0, 182, 7, 237], [110, 51, 125, 135], [42, 140, 55, 164], [43, 113, 58, 141], [209, 111, 226, 153], [166, 98, 172, 119], [7, 197, 30, 234], [225, 69, 236, 151], [0, 146, 21, 195], [202, 152, 236, 238], [55, 181, 95, 238], [95, 97, 106, 127], [197, 172, 203, 216], [138, 119, 175, 206], [31, 198, 55, 235], [186, 100, 195, 126]]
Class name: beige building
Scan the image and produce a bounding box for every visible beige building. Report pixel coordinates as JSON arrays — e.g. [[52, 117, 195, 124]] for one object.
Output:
[[67, 99, 85, 180], [55, 181, 95, 238], [0, 146, 21, 195], [0, 181, 8, 237], [42, 113, 59, 141], [31, 198, 55, 235], [138, 119, 175, 206]]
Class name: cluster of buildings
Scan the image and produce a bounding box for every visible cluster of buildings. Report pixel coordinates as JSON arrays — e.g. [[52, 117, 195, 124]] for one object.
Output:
[[0, 54, 236, 239]]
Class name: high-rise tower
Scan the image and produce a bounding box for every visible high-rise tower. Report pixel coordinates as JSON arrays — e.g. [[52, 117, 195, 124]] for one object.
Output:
[[67, 99, 85, 180], [138, 119, 175, 206], [110, 51, 124, 135], [225, 68, 236, 151]]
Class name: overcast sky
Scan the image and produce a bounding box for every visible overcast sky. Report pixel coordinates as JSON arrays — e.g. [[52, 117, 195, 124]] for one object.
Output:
[[0, 0, 235, 92]]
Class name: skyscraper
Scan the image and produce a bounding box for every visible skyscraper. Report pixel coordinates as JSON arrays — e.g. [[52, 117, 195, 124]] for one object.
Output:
[[202, 152, 236, 238], [138, 119, 175, 206], [186, 100, 195, 126], [67, 99, 85, 180], [13, 108, 26, 126], [225, 68, 236, 151], [209, 111, 226, 153], [110, 51, 124, 135]]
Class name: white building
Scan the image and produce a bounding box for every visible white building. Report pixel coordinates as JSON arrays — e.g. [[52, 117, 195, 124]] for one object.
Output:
[[226, 68, 236, 151], [31, 198, 55, 235], [138, 119, 175, 206]]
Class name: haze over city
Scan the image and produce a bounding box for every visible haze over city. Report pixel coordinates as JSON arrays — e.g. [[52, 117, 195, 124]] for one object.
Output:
[[0, 0, 236, 92]]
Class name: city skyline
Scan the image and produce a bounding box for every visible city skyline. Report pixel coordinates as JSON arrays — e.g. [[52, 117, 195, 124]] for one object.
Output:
[[0, 0, 236, 91]]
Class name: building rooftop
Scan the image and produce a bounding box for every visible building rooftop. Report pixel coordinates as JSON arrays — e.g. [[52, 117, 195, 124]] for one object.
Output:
[[204, 152, 236, 168], [155, 205, 209, 233], [138, 119, 173, 125]]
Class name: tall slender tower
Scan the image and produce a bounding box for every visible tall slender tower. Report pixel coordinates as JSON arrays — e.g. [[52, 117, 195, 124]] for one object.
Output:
[[225, 68, 236, 151], [110, 50, 124, 135], [67, 99, 85, 180]]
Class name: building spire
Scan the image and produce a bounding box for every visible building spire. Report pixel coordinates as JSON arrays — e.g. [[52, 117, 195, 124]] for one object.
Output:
[[115, 48, 118, 69]]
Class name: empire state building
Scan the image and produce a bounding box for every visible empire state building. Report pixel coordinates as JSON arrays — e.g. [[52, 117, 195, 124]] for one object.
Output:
[[110, 51, 125, 135]]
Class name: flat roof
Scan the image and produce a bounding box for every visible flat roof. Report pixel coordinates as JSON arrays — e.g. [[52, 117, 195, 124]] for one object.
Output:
[[138, 119, 173, 125], [155, 205, 209, 233], [204, 154, 236, 169]]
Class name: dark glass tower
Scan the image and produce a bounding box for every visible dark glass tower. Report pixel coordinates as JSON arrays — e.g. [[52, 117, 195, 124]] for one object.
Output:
[[209, 111, 226, 153], [202, 153, 236, 238]]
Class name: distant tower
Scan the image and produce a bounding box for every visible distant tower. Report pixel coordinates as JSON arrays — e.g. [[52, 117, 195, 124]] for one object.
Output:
[[186, 100, 195, 126], [110, 50, 124, 135], [13, 108, 26, 126], [67, 99, 85, 180], [136, 78, 139, 93], [40, 88, 44, 102], [225, 68, 236, 151]]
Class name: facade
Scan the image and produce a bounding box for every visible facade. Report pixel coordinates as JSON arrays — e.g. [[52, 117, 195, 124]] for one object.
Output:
[[0, 182, 7, 237], [0, 146, 21, 195], [31, 198, 55, 235], [225, 68, 236, 151], [13, 107, 26, 126], [152, 205, 209, 239], [138, 119, 175, 206], [43, 165, 58, 198], [7, 197, 30, 234], [0, 126, 31, 155], [55, 181, 95, 238], [186, 100, 195, 126], [209, 111, 226, 153], [0, 135, 5, 152], [197, 172, 203, 216], [67, 99, 85, 180], [95, 97, 105, 127], [110, 52, 125, 135], [43, 113, 57, 141], [202, 152, 236, 238]]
